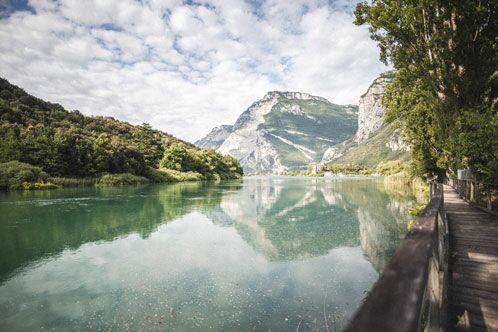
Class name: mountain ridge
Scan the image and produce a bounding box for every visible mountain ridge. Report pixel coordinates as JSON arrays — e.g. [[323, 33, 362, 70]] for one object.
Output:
[[197, 72, 410, 172], [198, 90, 358, 173]]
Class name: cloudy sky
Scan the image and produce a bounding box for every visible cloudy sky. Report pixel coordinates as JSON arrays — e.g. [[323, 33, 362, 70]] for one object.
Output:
[[0, 0, 387, 142]]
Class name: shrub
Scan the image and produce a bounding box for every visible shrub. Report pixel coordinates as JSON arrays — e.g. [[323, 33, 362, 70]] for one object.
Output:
[[323, 163, 373, 175], [22, 182, 60, 190], [96, 173, 150, 186], [0, 161, 58, 190], [375, 160, 408, 176], [158, 168, 204, 182], [49, 177, 96, 187]]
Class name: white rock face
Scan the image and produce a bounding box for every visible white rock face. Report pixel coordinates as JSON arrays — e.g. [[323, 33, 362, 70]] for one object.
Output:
[[268, 91, 328, 102], [194, 125, 233, 149], [356, 73, 392, 143], [321, 146, 344, 163], [319, 71, 410, 164], [217, 93, 287, 173], [386, 131, 410, 151]]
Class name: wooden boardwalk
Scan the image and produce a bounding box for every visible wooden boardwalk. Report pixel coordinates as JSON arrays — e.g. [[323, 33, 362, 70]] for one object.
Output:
[[445, 185, 498, 331]]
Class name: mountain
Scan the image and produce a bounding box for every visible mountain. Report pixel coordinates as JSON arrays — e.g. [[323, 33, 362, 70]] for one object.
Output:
[[194, 125, 233, 149], [197, 91, 358, 173], [321, 72, 410, 167]]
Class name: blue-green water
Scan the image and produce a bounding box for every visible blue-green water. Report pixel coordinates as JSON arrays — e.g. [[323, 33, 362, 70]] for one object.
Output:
[[0, 177, 416, 331]]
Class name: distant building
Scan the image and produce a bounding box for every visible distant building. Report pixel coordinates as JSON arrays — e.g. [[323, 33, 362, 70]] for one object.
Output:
[[457, 168, 473, 179]]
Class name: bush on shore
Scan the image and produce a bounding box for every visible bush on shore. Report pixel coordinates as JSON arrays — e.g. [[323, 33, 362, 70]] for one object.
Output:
[[49, 177, 97, 187], [158, 168, 204, 182], [96, 173, 150, 186], [375, 160, 408, 176], [0, 161, 59, 190]]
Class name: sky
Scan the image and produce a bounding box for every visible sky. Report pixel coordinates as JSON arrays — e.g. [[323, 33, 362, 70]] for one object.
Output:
[[0, 0, 387, 142]]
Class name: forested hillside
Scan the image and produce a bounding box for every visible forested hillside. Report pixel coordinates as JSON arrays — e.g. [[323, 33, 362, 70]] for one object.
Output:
[[0, 78, 242, 189]]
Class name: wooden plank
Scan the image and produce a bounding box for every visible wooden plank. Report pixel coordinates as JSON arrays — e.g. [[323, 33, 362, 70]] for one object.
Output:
[[451, 254, 498, 263], [450, 293, 498, 311], [452, 281, 498, 293], [452, 261, 498, 273], [449, 286, 498, 302], [451, 239, 498, 248], [449, 304, 498, 329], [448, 311, 498, 331]]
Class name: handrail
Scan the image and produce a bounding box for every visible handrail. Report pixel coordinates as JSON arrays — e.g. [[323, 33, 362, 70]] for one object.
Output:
[[447, 177, 497, 216], [345, 181, 448, 331]]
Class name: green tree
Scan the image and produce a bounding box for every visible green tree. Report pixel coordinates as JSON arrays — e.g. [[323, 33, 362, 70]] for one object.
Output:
[[0, 123, 21, 162], [133, 123, 164, 168], [355, 0, 498, 181], [160, 143, 193, 171], [93, 133, 114, 173]]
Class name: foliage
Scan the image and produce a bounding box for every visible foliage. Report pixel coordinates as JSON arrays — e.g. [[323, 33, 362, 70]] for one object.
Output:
[[0, 161, 58, 190], [96, 173, 150, 186], [158, 168, 204, 182], [48, 177, 97, 187], [384, 171, 429, 203], [160, 143, 243, 180], [355, 1, 498, 183], [376, 160, 408, 176], [322, 163, 373, 175], [408, 203, 427, 218], [0, 77, 243, 188]]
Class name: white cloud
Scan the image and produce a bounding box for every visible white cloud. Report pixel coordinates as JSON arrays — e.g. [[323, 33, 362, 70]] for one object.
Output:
[[0, 0, 387, 141]]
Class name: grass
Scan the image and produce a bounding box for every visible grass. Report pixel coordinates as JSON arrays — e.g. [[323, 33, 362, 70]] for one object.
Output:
[[332, 125, 410, 167], [384, 170, 429, 203], [49, 177, 97, 187]]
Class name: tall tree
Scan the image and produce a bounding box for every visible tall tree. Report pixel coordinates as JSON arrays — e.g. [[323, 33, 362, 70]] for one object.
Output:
[[355, 0, 498, 181]]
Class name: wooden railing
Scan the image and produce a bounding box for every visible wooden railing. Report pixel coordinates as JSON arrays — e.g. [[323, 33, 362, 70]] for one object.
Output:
[[447, 178, 497, 215], [345, 181, 448, 332]]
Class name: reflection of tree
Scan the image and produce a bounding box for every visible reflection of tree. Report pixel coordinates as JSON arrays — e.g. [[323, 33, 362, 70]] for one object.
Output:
[[0, 181, 240, 282]]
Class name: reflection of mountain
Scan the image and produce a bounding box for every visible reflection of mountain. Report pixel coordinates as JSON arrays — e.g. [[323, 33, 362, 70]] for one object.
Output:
[[316, 179, 415, 272], [331, 180, 415, 272], [209, 177, 415, 265], [0, 181, 241, 282], [0, 177, 416, 283]]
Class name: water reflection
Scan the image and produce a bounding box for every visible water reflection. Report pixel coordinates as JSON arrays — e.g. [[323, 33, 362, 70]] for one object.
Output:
[[213, 177, 413, 270], [0, 182, 241, 282], [0, 177, 417, 331]]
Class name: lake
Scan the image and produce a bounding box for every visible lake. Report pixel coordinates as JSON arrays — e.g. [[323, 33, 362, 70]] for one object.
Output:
[[0, 176, 417, 331]]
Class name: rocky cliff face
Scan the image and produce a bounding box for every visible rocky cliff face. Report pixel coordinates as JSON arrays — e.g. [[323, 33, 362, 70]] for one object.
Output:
[[216, 93, 284, 173], [195, 125, 233, 150], [321, 71, 409, 166], [201, 91, 358, 173], [356, 72, 393, 143]]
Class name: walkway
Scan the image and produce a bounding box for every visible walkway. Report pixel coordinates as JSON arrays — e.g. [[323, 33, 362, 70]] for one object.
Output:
[[445, 185, 498, 331]]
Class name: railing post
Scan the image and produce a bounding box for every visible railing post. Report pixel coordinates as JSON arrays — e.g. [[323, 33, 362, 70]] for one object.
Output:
[[487, 185, 492, 211], [476, 182, 480, 206]]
